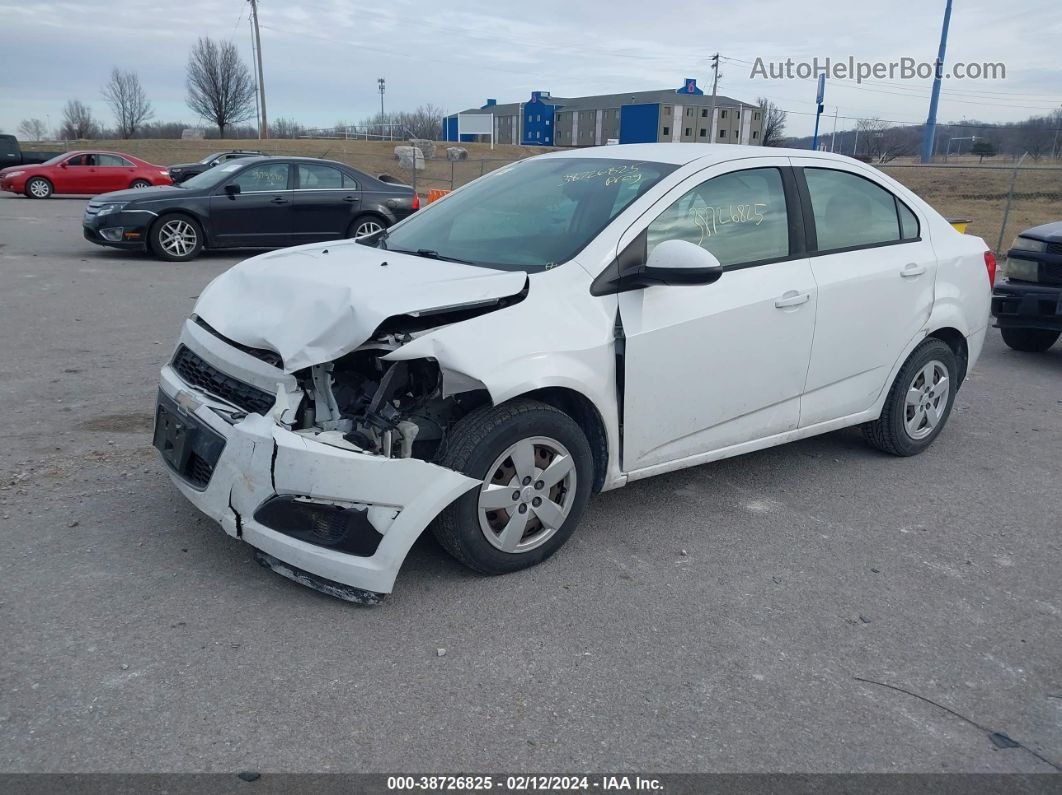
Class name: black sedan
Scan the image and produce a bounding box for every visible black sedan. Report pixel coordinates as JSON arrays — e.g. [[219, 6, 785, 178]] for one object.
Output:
[[167, 150, 264, 184], [82, 157, 420, 262]]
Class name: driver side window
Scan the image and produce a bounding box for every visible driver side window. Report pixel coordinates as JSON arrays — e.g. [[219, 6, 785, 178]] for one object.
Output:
[[646, 167, 790, 267]]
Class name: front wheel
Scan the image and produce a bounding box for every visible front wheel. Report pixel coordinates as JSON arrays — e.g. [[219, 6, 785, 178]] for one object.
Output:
[[1000, 327, 1060, 353], [25, 177, 52, 199], [432, 399, 594, 575], [863, 338, 958, 456], [150, 214, 203, 262], [130, 179, 152, 189]]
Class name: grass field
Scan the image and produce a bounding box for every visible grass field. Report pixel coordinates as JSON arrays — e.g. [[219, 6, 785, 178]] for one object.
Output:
[[24, 139, 1062, 250]]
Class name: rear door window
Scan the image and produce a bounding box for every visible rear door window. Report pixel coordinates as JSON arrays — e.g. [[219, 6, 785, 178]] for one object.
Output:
[[803, 168, 911, 251]]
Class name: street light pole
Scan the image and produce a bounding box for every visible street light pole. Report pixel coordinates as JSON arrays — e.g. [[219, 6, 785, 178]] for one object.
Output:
[[378, 78, 386, 139], [921, 0, 953, 163], [248, 0, 268, 139]]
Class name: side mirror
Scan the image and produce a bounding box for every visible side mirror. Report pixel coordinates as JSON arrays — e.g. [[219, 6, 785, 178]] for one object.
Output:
[[639, 239, 723, 287], [59, 162, 68, 169], [224, 183, 241, 196]]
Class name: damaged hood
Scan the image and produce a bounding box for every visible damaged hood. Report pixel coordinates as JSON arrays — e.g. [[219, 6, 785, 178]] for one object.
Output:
[[193, 240, 527, 372]]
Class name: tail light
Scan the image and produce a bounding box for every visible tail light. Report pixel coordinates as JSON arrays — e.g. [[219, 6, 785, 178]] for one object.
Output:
[[984, 250, 997, 286], [411, 193, 420, 210]]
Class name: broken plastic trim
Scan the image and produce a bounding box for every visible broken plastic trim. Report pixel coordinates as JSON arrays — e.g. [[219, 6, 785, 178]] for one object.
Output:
[[254, 551, 387, 606], [373, 277, 529, 335]]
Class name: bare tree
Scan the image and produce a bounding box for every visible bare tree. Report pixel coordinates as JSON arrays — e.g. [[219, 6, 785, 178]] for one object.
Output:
[[102, 68, 154, 138], [270, 116, 304, 138], [60, 100, 99, 139], [756, 98, 787, 147], [185, 37, 256, 138], [17, 118, 47, 141]]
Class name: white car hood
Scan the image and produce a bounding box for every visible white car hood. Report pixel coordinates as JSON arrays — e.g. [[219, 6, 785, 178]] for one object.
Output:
[[193, 240, 528, 372]]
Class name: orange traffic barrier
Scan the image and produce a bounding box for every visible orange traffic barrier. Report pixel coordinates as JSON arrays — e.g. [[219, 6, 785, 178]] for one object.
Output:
[[428, 188, 451, 204]]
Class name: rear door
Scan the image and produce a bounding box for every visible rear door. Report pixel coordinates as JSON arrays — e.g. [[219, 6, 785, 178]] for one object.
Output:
[[291, 163, 361, 243], [95, 154, 137, 192], [208, 162, 294, 248], [789, 158, 937, 426]]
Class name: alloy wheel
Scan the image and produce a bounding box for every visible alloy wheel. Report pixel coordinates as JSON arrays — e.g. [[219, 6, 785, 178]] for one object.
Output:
[[477, 436, 577, 553], [354, 220, 383, 238], [28, 179, 50, 198], [158, 219, 198, 258], [904, 360, 950, 440]]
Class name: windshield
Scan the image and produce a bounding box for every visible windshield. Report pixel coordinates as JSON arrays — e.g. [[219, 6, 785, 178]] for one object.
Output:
[[181, 160, 251, 190], [198, 152, 227, 164], [40, 153, 69, 166], [381, 157, 676, 271]]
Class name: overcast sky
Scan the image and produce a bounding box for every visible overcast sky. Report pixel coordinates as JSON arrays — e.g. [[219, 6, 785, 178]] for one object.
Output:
[[1, 0, 1059, 139]]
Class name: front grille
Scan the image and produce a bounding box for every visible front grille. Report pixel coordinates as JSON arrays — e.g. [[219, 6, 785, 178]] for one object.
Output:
[[1047, 242, 1062, 255], [194, 317, 283, 368], [84, 204, 100, 218], [171, 345, 275, 415]]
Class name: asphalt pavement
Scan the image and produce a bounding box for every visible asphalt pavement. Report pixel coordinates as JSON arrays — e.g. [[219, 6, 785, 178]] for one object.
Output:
[[0, 193, 1059, 773]]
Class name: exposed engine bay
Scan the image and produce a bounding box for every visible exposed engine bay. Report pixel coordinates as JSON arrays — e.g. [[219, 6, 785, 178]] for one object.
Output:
[[294, 334, 487, 461]]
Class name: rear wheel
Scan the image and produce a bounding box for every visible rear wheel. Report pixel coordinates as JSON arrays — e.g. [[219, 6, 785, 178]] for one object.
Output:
[[130, 179, 151, 189], [863, 338, 957, 456], [432, 399, 594, 575], [347, 215, 386, 240], [1000, 327, 1060, 353], [150, 214, 203, 262], [25, 177, 52, 199]]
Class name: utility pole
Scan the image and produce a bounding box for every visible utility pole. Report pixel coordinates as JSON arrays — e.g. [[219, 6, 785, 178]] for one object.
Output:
[[378, 78, 386, 138], [921, 0, 953, 163], [248, 0, 268, 139], [708, 53, 720, 143], [830, 107, 838, 152], [1053, 105, 1062, 160]]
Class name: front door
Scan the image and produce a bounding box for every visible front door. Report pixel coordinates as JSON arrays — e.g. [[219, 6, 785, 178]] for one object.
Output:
[[789, 158, 938, 426], [55, 154, 101, 193], [617, 160, 817, 472], [291, 163, 361, 243], [209, 162, 293, 248]]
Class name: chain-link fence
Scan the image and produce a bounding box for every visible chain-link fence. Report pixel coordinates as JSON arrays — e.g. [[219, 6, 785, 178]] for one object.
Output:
[[880, 160, 1062, 252]]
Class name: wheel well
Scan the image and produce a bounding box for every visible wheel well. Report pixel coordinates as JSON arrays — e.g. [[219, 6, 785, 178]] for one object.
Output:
[[928, 327, 968, 385], [523, 387, 609, 493]]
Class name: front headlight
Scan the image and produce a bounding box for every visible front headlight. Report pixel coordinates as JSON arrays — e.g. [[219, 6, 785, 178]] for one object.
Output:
[[1010, 236, 1047, 253], [96, 202, 128, 217], [5, 170, 25, 179], [1004, 257, 1039, 283]]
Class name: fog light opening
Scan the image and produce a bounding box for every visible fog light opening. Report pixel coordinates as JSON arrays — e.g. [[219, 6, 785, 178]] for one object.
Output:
[[99, 227, 125, 242]]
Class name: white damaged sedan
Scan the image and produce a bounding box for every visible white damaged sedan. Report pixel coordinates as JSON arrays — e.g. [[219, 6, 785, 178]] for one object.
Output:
[[154, 144, 993, 603]]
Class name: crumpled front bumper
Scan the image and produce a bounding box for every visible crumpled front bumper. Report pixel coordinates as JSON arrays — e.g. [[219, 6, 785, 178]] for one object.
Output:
[[157, 363, 479, 598]]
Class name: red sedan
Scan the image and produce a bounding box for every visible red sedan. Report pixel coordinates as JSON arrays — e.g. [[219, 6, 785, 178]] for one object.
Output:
[[0, 151, 172, 199]]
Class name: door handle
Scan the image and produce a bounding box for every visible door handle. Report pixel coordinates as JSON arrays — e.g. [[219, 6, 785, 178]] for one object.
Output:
[[270, 197, 288, 205], [774, 291, 810, 309], [342, 195, 359, 203], [900, 263, 926, 278]]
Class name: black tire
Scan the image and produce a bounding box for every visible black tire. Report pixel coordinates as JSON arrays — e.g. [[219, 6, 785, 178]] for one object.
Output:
[[432, 399, 594, 575], [25, 177, 52, 199], [130, 179, 152, 189], [863, 338, 958, 457], [1000, 327, 1060, 353], [150, 213, 204, 262], [346, 214, 387, 240]]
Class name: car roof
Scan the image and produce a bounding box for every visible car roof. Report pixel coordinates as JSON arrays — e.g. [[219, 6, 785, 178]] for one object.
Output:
[[541, 143, 863, 168]]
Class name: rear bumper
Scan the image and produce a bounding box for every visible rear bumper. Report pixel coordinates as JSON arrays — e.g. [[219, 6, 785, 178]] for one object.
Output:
[[991, 280, 1062, 332]]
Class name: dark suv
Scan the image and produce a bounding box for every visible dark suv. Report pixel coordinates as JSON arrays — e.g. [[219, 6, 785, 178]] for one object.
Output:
[[991, 222, 1062, 352]]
